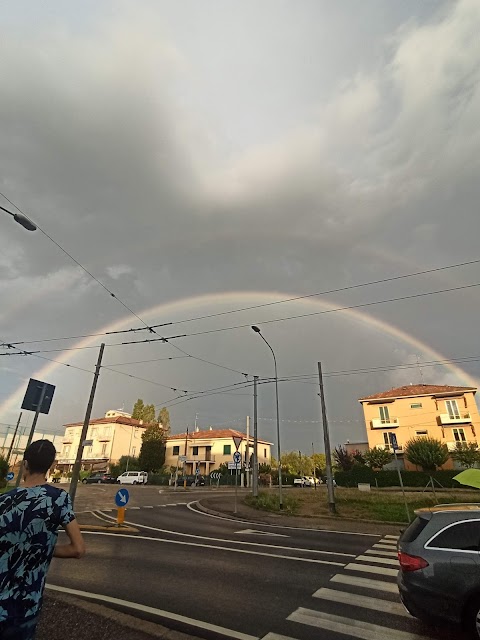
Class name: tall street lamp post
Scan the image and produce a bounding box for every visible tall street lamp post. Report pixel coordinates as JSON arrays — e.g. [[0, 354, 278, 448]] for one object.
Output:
[[1, 205, 37, 231], [251, 326, 283, 510]]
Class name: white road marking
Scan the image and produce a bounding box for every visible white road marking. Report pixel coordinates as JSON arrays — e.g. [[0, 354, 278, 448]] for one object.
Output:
[[129, 507, 141, 510], [355, 555, 399, 567], [365, 549, 398, 558], [345, 562, 398, 577], [81, 531, 345, 565], [288, 608, 430, 640], [385, 534, 400, 540], [45, 584, 257, 640], [312, 587, 408, 617], [143, 506, 153, 509], [97, 511, 355, 558], [330, 574, 398, 593], [165, 503, 178, 506], [374, 543, 399, 550], [379, 539, 398, 545], [235, 529, 289, 538], [186, 501, 380, 537], [261, 634, 297, 640]]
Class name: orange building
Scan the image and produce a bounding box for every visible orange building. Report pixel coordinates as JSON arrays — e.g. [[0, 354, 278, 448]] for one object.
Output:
[[359, 384, 480, 470]]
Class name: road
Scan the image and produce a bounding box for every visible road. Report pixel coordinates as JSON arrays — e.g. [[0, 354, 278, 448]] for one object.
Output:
[[47, 485, 466, 640]]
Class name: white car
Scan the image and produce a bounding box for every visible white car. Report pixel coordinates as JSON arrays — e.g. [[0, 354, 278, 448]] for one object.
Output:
[[293, 476, 320, 487], [117, 471, 148, 485]]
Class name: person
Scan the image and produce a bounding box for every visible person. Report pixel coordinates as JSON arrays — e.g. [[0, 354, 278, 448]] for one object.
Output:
[[0, 440, 85, 639]]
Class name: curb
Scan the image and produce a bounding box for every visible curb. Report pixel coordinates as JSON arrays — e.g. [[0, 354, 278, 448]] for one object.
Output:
[[196, 500, 406, 532], [79, 524, 140, 534]]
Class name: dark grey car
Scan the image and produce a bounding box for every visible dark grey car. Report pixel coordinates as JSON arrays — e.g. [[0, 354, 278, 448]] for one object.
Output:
[[398, 504, 480, 637]]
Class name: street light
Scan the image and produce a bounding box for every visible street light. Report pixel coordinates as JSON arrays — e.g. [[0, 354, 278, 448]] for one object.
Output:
[[1, 205, 37, 231], [251, 325, 283, 509]]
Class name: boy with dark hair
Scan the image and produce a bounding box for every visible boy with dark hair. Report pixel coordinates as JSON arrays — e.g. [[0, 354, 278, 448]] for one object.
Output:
[[0, 439, 85, 639]]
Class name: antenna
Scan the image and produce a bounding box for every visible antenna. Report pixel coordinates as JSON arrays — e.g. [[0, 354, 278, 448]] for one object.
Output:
[[416, 355, 425, 384]]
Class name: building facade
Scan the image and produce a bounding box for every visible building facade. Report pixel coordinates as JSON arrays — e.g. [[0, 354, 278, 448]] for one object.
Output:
[[359, 384, 480, 469], [165, 428, 272, 476], [58, 410, 146, 472]]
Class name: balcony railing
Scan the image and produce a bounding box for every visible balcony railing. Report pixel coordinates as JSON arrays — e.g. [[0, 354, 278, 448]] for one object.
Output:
[[446, 440, 470, 451], [371, 418, 399, 429], [97, 436, 111, 442], [439, 413, 471, 425], [186, 455, 215, 463]]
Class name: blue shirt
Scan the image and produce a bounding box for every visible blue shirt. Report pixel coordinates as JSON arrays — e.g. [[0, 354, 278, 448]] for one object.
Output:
[[0, 484, 75, 622]]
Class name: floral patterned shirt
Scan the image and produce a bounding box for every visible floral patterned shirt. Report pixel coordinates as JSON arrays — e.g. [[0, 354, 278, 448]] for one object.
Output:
[[0, 485, 75, 622]]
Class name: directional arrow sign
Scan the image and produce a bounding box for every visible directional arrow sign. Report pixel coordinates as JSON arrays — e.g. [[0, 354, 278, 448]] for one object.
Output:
[[6, 472, 14, 481], [115, 489, 130, 507], [233, 451, 241, 464]]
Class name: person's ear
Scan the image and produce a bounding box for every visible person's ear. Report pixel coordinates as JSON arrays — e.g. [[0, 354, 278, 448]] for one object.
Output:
[[23, 459, 30, 472]]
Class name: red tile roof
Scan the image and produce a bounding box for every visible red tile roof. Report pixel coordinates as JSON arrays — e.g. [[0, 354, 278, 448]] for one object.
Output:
[[64, 416, 149, 428], [359, 384, 476, 402], [168, 428, 272, 445]]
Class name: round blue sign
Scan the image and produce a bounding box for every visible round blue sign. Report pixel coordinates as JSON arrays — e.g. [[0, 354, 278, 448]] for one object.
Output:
[[6, 472, 14, 481], [115, 488, 130, 507], [233, 451, 241, 464]]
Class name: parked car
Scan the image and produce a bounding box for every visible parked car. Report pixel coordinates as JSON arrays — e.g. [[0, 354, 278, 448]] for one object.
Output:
[[293, 476, 320, 487], [176, 475, 205, 486], [116, 471, 148, 485], [398, 503, 480, 637], [82, 473, 116, 484]]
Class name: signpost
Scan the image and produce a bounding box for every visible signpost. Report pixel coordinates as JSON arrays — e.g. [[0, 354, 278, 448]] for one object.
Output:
[[6, 472, 14, 482], [389, 432, 410, 523], [233, 451, 241, 514], [115, 488, 129, 526], [210, 471, 221, 488]]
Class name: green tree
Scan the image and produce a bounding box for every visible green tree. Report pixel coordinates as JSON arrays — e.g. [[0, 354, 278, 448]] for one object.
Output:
[[142, 404, 156, 425], [110, 455, 141, 477], [259, 463, 271, 474], [158, 407, 171, 435], [311, 453, 326, 477], [333, 446, 355, 471], [452, 442, 480, 468], [0, 455, 9, 488], [139, 423, 166, 472], [404, 437, 449, 472], [364, 447, 392, 470], [132, 398, 145, 420]]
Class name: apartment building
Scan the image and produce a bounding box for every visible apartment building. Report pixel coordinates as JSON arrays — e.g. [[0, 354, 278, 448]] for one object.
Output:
[[359, 384, 480, 469], [165, 428, 272, 476], [58, 410, 146, 472]]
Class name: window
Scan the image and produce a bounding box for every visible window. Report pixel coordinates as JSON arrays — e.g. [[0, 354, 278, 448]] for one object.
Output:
[[224, 444, 231, 455], [416, 430, 428, 437], [453, 428, 466, 442], [411, 403, 423, 409], [383, 433, 390, 447], [402, 517, 429, 543], [428, 521, 480, 551], [264, 448, 267, 458], [192, 446, 199, 456], [91, 428, 97, 437], [64, 446, 70, 456], [446, 399, 460, 419], [101, 443, 107, 456], [132, 447, 136, 456], [379, 406, 390, 423], [173, 445, 180, 455]]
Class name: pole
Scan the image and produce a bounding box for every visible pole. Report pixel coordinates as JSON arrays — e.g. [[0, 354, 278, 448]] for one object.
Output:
[[245, 415, 250, 488], [125, 426, 135, 472], [318, 362, 336, 514], [183, 428, 189, 488], [393, 446, 411, 523], [6, 413, 22, 465], [69, 343, 105, 505], [253, 376, 259, 497], [15, 384, 47, 488], [312, 442, 317, 491], [234, 462, 238, 514]]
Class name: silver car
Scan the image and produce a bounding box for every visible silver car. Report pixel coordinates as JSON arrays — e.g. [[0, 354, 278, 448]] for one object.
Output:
[[398, 503, 480, 638]]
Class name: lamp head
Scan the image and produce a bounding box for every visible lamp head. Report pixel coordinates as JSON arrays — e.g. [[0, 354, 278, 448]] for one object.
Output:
[[251, 325, 261, 333]]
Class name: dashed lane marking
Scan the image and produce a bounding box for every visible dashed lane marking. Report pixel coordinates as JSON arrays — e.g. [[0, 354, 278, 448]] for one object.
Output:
[[330, 573, 399, 593]]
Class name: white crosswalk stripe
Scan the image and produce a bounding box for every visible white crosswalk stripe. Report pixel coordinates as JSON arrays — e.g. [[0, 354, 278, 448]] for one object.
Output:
[[355, 554, 399, 566], [379, 538, 398, 545], [374, 543, 399, 550], [330, 573, 399, 593], [312, 587, 408, 617], [365, 549, 398, 558], [345, 562, 398, 576]]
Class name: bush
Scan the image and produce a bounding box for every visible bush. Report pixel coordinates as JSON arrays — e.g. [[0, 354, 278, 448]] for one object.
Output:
[[404, 437, 449, 472], [334, 468, 461, 488], [244, 491, 299, 515], [0, 456, 9, 480], [79, 471, 91, 481], [147, 473, 171, 486]]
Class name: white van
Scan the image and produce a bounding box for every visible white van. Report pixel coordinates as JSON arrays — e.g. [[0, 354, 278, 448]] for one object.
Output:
[[117, 471, 148, 485]]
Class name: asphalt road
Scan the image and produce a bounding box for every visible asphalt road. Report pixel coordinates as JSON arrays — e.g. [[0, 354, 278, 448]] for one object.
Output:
[[46, 485, 466, 640]]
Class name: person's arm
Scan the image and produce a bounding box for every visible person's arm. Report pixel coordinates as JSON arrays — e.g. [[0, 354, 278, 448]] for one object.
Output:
[[53, 519, 86, 559]]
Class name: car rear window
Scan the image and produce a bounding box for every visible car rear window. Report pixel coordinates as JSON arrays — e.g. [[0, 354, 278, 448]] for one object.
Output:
[[401, 516, 429, 543], [428, 520, 480, 551]]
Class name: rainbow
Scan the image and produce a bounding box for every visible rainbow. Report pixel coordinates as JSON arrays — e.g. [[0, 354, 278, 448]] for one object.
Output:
[[1, 291, 478, 420]]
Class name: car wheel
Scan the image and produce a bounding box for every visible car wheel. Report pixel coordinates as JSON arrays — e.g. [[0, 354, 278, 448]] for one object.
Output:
[[97, 480, 101, 484], [465, 596, 480, 639], [82, 479, 87, 484], [133, 481, 137, 485], [117, 480, 121, 484]]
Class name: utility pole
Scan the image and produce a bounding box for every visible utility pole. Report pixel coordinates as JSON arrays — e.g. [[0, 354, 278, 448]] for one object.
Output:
[[183, 427, 189, 488], [6, 413, 22, 465], [69, 343, 105, 505], [312, 442, 317, 491], [245, 415, 250, 488], [252, 376, 259, 497], [317, 362, 336, 514], [15, 383, 48, 488]]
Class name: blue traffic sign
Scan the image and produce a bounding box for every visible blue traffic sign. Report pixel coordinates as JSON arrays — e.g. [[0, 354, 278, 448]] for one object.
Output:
[[389, 432, 399, 451], [195, 468, 200, 475], [6, 472, 14, 481], [233, 451, 241, 464], [115, 488, 130, 507]]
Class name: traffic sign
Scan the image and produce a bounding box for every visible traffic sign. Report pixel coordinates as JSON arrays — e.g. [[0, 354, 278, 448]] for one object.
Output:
[[388, 432, 399, 451], [195, 468, 200, 475], [210, 472, 222, 480], [228, 462, 240, 470], [6, 472, 14, 481], [115, 488, 130, 507], [233, 451, 241, 464], [178, 455, 187, 462], [233, 436, 242, 451], [82, 439, 93, 447], [21, 378, 55, 415]]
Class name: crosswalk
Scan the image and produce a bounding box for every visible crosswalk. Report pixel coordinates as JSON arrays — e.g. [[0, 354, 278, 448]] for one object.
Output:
[[260, 534, 438, 640]]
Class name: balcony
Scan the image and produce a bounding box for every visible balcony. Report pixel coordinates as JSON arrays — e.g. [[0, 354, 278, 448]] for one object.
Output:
[[446, 441, 471, 451], [97, 436, 111, 442], [371, 418, 399, 429], [62, 438, 73, 444], [439, 413, 471, 425], [186, 455, 216, 464]]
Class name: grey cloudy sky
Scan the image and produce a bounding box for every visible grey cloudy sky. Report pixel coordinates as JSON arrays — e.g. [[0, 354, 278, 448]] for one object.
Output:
[[1, 0, 480, 453]]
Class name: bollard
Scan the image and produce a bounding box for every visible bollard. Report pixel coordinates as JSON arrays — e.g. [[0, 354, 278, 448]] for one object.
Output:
[[117, 506, 126, 526]]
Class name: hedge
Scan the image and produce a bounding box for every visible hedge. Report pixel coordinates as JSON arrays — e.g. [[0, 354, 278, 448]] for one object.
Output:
[[334, 467, 462, 488]]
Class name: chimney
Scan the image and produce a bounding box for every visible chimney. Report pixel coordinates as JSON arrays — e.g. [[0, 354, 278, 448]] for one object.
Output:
[[209, 426, 213, 431]]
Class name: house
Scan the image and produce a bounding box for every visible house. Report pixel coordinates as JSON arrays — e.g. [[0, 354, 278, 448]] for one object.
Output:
[[359, 384, 480, 469], [165, 428, 272, 476], [57, 410, 149, 472], [0, 431, 63, 470]]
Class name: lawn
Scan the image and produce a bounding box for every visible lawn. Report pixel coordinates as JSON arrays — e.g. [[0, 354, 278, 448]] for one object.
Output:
[[246, 487, 480, 523]]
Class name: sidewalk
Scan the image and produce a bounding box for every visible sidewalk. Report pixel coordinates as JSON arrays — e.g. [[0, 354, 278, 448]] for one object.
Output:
[[197, 492, 405, 535], [37, 592, 195, 640]]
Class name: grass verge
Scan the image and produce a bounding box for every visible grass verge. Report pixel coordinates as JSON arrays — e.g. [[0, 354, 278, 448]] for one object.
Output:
[[245, 492, 299, 515]]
